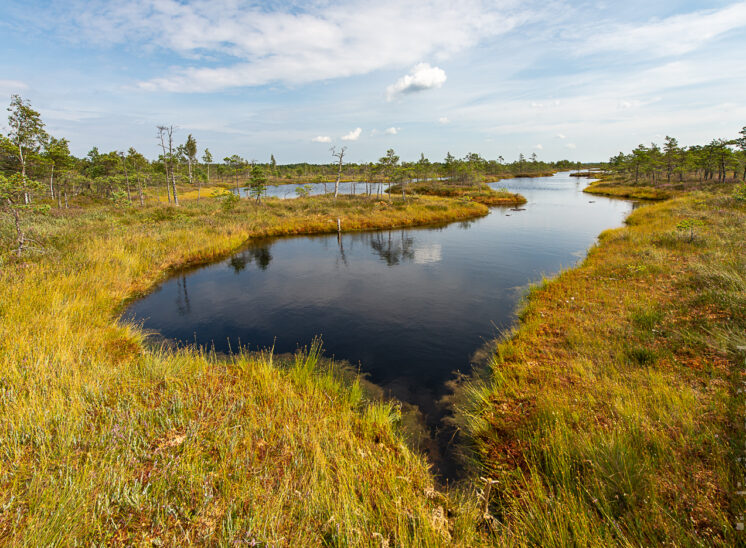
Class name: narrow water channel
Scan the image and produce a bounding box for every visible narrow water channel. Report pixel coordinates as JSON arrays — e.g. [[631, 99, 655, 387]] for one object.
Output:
[[124, 173, 632, 468]]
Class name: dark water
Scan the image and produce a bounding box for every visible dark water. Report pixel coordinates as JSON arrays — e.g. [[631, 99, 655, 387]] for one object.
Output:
[[125, 173, 631, 422]]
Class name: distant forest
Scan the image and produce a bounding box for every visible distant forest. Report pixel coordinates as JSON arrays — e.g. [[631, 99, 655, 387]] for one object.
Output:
[[1, 95, 580, 207]]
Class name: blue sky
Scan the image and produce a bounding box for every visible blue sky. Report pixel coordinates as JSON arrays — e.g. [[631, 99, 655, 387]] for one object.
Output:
[[1, 0, 745, 163]]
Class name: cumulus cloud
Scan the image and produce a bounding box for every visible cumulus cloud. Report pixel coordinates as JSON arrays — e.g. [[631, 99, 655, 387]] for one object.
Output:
[[341, 127, 362, 141], [312, 135, 331, 143], [555, 133, 566, 139], [534, 144, 543, 150], [565, 143, 577, 149], [386, 63, 447, 101], [438, 116, 450, 124], [53, 0, 529, 93], [384, 127, 399, 135]]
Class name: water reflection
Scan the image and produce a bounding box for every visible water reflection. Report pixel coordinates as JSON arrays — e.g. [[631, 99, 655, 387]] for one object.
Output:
[[369, 231, 416, 266], [228, 245, 273, 273], [126, 173, 633, 427]]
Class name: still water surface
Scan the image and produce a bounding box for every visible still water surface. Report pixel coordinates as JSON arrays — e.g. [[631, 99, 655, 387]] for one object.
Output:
[[125, 173, 631, 415]]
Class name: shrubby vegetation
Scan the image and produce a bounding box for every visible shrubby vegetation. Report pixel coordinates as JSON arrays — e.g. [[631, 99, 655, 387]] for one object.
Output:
[[607, 131, 746, 184], [3, 92, 742, 545], [0, 95, 573, 212], [452, 135, 745, 545]]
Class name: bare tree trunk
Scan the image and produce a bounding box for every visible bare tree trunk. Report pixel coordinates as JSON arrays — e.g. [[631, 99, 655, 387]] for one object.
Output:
[[157, 126, 172, 204], [122, 156, 131, 202], [331, 146, 346, 199], [166, 126, 179, 206], [8, 199, 24, 257], [138, 175, 144, 206], [172, 169, 179, 205], [49, 164, 55, 199]]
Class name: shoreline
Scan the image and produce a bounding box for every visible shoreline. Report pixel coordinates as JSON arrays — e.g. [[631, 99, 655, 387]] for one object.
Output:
[[451, 183, 743, 544]]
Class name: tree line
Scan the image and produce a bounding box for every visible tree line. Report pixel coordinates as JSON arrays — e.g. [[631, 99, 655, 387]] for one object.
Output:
[[0, 95, 582, 206], [607, 130, 746, 184]]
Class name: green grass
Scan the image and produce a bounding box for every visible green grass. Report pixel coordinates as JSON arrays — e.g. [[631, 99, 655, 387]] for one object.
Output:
[[3, 181, 744, 545], [583, 180, 674, 200], [0, 194, 495, 545], [391, 181, 527, 206], [453, 187, 745, 545]]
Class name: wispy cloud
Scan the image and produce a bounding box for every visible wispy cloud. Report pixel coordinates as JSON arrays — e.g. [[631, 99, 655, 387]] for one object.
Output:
[[438, 116, 450, 124], [0, 79, 28, 94], [576, 2, 746, 57], [54, 0, 531, 92], [341, 127, 362, 141], [534, 143, 543, 149], [312, 135, 331, 143], [386, 63, 447, 101]]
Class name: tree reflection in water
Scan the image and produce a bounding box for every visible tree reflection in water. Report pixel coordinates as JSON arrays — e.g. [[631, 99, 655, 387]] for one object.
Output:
[[368, 231, 416, 266], [228, 245, 273, 273]]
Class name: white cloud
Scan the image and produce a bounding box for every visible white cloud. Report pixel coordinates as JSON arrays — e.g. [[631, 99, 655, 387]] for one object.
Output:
[[0, 79, 28, 93], [384, 127, 399, 135], [386, 62, 447, 101], [555, 133, 566, 139], [341, 127, 362, 141], [312, 135, 331, 143], [438, 116, 450, 124], [60, 0, 531, 93], [565, 143, 577, 149], [534, 144, 543, 150], [577, 2, 746, 57]]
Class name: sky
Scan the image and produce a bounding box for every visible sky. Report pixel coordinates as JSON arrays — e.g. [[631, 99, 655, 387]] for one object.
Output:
[[1, 0, 745, 163]]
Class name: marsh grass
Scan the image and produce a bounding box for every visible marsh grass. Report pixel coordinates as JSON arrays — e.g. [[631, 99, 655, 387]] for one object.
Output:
[[391, 181, 527, 206], [3, 181, 744, 545], [0, 194, 497, 545], [453, 190, 745, 545]]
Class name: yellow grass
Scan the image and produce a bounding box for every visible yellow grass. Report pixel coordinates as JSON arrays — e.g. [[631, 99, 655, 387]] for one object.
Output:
[[453, 188, 745, 545], [0, 194, 494, 545]]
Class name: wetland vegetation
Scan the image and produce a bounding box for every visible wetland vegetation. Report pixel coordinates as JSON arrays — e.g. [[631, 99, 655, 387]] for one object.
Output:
[[1, 95, 745, 545]]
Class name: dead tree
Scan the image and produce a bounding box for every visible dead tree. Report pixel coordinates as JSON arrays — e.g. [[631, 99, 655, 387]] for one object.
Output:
[[330, 146, 347, 198], [156, 125, 179, 205]]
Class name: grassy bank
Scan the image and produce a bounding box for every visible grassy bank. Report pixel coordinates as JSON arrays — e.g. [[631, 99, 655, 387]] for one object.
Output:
[[583, 179, 674, 200], [392, 181, 527, 206], [0, 194, 496, 545], [454, 184, 745, 545]]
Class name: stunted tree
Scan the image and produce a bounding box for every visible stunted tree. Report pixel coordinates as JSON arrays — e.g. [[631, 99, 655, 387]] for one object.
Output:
[[5, 95, 47, 204], [42, 136, 72, 205], [0, 173, 46, 256], [663, 136, 681, 182], [330, 145, 347, 198], [127, 147, 149, 206], [202, 148, 213, 185], [248, 162, 267, 204], [378, 148, 399, 200], [184, 134, 198, 197], [118, 151, 132, 203], [416, 153, 431, 184], [737, 127, 746, 180]]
